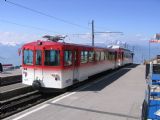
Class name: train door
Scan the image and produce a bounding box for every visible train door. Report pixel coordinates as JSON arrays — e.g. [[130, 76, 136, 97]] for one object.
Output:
[[34, 50, 43, 81], [22, 48, 35, 85], [73, 49, 79, 83]]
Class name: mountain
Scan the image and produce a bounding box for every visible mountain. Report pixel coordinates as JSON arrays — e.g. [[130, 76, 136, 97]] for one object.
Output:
[[0, 43, 22, 66], [133, 43, 160, 63]]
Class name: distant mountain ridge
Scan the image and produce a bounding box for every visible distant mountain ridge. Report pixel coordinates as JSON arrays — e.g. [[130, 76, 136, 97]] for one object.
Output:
[[0, 42, 159, 65], [0, 43, 22, 65]]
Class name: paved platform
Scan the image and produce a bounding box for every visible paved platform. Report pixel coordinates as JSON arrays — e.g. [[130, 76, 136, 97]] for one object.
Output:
[[5, 65, 146, 120], [0, 69, 22, 86], [0, 69, 21, 78]]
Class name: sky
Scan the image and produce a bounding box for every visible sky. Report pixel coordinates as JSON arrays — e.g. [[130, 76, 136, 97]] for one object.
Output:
[[0, 0, 160, 64]]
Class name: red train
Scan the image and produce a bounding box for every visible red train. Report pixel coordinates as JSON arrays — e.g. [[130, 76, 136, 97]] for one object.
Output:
[[21, 36, 133, 91]]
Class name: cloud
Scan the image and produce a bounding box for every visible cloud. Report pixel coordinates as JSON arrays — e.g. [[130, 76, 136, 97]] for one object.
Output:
[[135, 34, 142, 37], [0, 32, 41, 46], [0, 31, 152, 48], [67, 32, 122, 44]]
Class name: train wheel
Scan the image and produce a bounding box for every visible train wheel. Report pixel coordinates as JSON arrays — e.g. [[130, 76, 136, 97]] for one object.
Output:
[[32, 80, 42, 90]]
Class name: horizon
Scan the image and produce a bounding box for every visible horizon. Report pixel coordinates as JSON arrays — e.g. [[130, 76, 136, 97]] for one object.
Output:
[[0, 0, 160, 65]]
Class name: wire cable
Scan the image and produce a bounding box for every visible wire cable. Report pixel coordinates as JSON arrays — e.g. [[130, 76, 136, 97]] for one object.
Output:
[[0, 19, 94, 37], [0, 19, 60, 33], [4, 0, 90, 30]]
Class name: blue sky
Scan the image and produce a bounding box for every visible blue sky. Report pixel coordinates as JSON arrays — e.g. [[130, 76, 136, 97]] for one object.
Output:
[[0, 0, 160, 63], [0, 0, 160, 35]]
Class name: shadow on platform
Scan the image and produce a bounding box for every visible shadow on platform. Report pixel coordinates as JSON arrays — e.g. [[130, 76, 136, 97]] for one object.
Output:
[[125, 63, 139, 68], [78, 64, 139, 92], [49, 103, 139, 119]]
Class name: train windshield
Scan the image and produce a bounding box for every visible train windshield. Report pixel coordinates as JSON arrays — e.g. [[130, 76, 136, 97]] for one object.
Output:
[[64, 50, 72, 66], [36, 50, 42, 65], [45, 50, 60, 66], [23, 50, 33, 65]]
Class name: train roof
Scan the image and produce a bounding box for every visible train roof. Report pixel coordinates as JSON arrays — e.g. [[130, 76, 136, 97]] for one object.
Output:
[[108, 45, 133, 53], [22, 40, 116, 52]]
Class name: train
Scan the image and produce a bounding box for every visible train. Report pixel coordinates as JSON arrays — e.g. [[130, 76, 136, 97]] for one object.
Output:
[[21, 35, 134, 92]]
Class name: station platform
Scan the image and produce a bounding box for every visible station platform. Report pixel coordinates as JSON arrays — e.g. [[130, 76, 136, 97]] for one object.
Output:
[[0, 69, 22, 86], [5, 65, 146, 120]]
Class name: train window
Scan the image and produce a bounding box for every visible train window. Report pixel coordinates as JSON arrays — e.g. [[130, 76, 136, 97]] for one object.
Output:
[[125, 53, 128, 58], [36, 50, 42, 65], [127, 53, 131, 58], [108, 52, 111, 60], [112, 53, 115, 60], [124, 52, 130, 58], [89, 51, 94, 62], [118, 53, 121, 59], [100, 51, 105, 61], [96, 51, 100, 61], [44, 50, 60, 66], [105, 51, 109, 60], [74, 51, 77, 62], [64, 51, 72, 66], [81, 51, 88, 63], [108, 52, 114, 60], [23, 50, 33, 65]]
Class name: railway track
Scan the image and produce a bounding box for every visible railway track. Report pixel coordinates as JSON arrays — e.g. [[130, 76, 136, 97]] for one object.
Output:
[[0, 77, 102, 119], [0, 90, 58, 119], [0, 75, 22, 86]]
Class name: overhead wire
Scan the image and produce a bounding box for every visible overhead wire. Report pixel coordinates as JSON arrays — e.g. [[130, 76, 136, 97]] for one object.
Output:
[[2, 0, 125, 44], [3, 1, 120, 36], [3, 1, 122, 41], [0, 18, 94, 39], [0, 19, 60, 33], [4, 0, 90, 30]]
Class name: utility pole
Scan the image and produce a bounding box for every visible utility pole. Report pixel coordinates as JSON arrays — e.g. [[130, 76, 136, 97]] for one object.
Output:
[[92, 20, 94, 47], [90, 19, 122, 47]]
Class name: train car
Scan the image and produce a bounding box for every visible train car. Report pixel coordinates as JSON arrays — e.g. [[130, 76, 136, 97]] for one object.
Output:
[[108, 45, 134, 67], [116, 48, 133, 66], [21, 36, 133, 91]]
